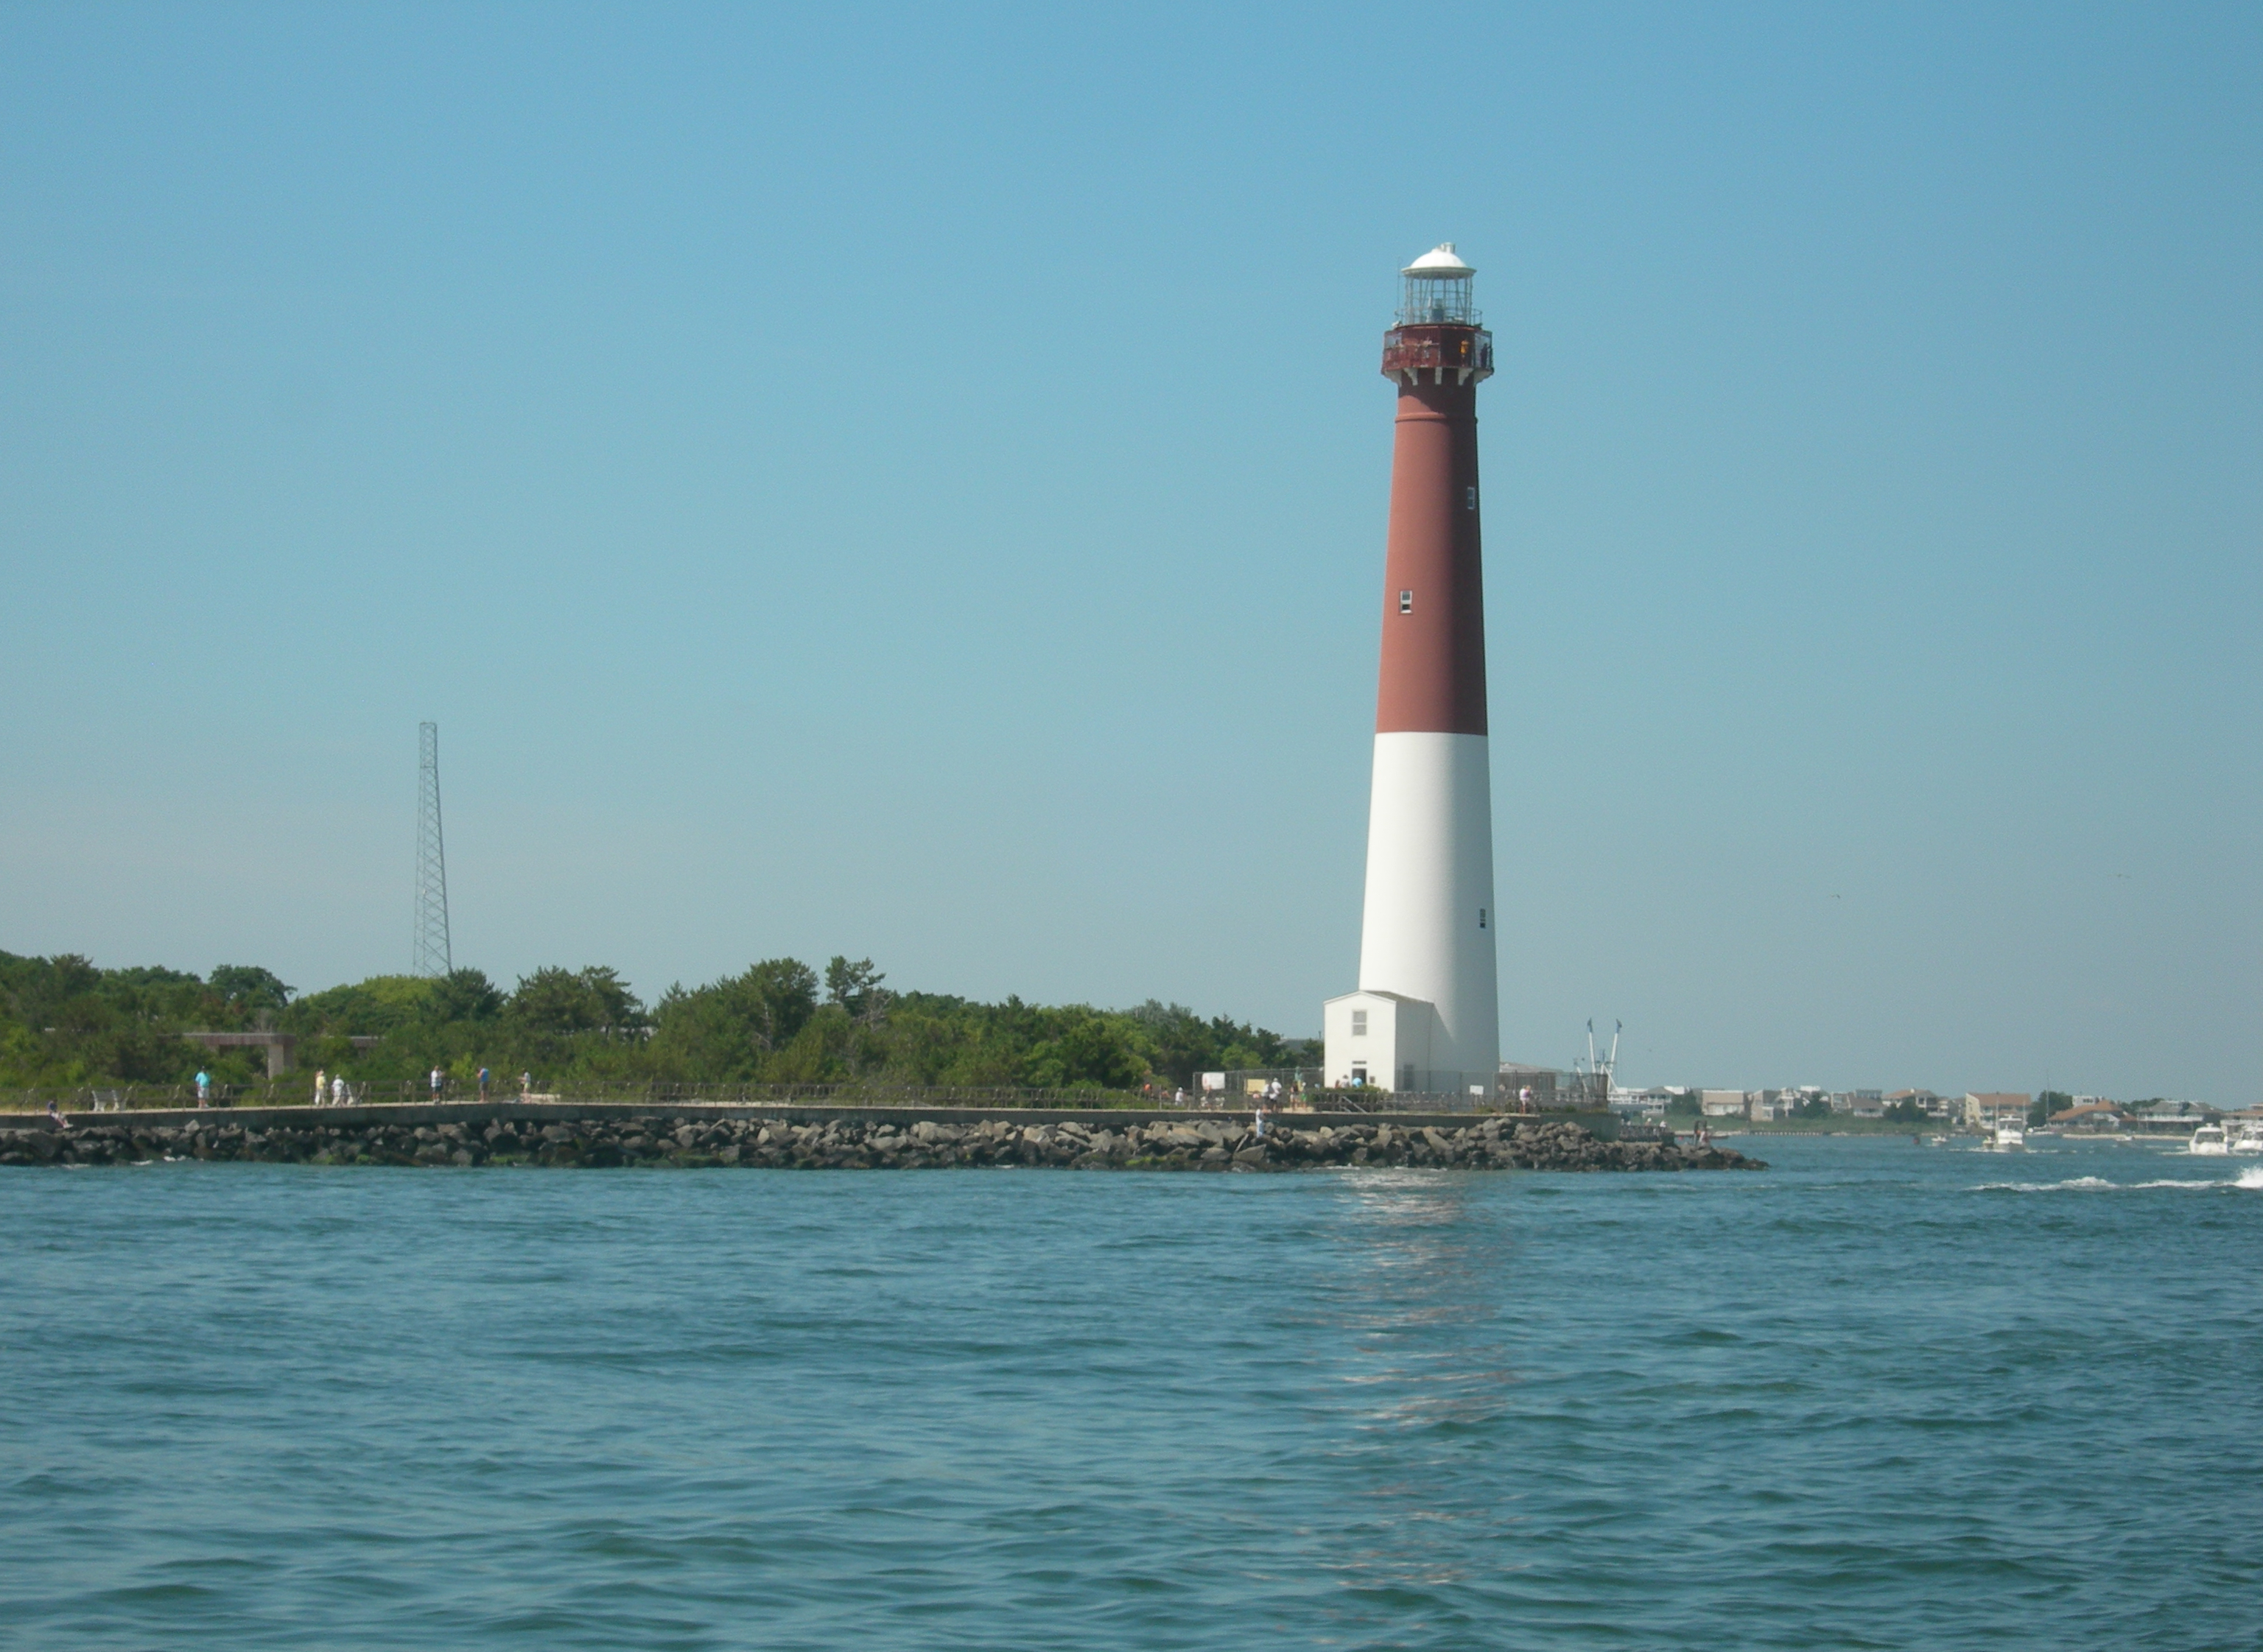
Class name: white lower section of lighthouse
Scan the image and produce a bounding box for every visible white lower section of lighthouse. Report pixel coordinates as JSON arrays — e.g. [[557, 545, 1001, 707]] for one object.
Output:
[[1325, 731, 1500, 1096]]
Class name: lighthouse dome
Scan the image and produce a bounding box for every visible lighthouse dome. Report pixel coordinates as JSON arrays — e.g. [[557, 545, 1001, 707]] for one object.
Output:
[[1401, 243, 1475, 278]]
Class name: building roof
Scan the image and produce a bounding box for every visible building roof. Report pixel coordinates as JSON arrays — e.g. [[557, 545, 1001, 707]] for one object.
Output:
[[1403, 243, 1474, 278]]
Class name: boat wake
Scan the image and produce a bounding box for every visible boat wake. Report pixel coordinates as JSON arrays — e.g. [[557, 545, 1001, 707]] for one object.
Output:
[[1976, 1167, 2263, 1192]]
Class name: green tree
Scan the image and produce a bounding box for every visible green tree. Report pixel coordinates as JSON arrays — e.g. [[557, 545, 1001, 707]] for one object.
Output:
[[207, 965, 295, 1013], [1025, 1009, 1145, 1090], [648, 958, 819, 1079], [508, 967, 645, 1036], [430, 968, 504, 1024]]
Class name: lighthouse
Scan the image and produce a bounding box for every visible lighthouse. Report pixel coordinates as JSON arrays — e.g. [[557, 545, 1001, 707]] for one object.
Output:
[[1324, 245, 1500, 1098]]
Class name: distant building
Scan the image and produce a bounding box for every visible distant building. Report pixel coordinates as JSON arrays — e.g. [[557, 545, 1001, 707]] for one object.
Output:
[[1700, 1089, 1748, 1118], [2049, 1101, 2126, 1133], [1887, 1089, 1948, 1118], [2131, 1100, 2217, 1134], [1959, 1093, 2031, 1131], [1609, 1087, 1671, 1122]]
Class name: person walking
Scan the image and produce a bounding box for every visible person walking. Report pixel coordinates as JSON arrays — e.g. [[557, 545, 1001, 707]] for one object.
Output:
[[332, 1075, 347, 1107], [314, 1068, 327, 1108], [519, 1071, 531, 1100], [195, 1069, 210, 1108], [477, 1066, 491, 1103], [429, 1066, 443, 1104]]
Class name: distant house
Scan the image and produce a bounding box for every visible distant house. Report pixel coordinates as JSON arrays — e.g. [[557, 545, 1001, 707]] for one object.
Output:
[[1843, 1090, 1885, 1119], [1699, 1090, 1747, 1118], [1609, 1088, 1670, 1122], [1887, 1089, 1948, 1118], [2049, 1102, 2125, 1133], [2132, 1100, 2217, 1134], [1959, 1093, 2031, 1131]]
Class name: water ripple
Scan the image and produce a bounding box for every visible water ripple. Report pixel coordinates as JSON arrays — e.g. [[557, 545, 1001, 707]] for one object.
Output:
[[2, 1141, 2258, 1648]]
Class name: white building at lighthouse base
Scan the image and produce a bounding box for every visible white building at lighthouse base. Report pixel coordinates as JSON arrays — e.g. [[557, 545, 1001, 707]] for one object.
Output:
[[1323, 989, 1494, 1098]]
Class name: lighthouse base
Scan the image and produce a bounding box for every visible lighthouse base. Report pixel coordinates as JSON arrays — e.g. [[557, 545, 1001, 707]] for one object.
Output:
[[1351, 730, 1501, 1089]]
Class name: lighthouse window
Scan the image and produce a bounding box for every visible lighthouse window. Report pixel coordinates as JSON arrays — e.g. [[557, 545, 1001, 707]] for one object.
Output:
[[1478, 907, 1487, 929], [1466, 486, 1477, 510], [1351, 1010, 1368, 1037], [1398, 589, 1413, 614]]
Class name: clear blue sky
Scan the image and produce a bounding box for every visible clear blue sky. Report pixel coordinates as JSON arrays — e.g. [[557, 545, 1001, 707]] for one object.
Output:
[[2, 4, 2256, 1100]]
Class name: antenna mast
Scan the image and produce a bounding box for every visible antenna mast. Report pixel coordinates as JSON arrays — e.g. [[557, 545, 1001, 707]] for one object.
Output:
[[413, 721, 452, 977]]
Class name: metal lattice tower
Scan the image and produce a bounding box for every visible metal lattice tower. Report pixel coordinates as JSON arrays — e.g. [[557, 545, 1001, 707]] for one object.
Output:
[[413, 721, 452, 977]]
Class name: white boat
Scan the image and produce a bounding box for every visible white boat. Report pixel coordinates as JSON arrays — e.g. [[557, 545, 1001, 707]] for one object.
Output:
[[1990, 1120, 2026, 1151], [2230, 1123, 2263, 1155], [2188, 1125, 2229, 1157]]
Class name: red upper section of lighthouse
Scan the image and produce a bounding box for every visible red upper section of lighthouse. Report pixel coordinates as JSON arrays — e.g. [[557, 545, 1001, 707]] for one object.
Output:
[[1381, 323, 1495, 387], [1375, 323, 1490, 737]]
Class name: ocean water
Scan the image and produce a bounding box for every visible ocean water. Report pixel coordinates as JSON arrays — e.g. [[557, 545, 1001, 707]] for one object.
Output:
[[2, 1136, 2258, 1651]]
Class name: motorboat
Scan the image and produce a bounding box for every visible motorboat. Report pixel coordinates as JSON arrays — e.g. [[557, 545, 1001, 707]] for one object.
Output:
[[2187, 1125, 2229, 1157], [2230, 1123, 2263, 1155], [1989, 1120, 2025, 1151]]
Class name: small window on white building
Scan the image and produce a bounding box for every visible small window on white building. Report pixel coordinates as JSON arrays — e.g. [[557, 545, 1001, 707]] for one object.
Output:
[[1466, 485, 1477, 510], [1351, 1010, 1368, 1036], [1478, 907, 1487, 929], [1398, 589, 1413, 614]]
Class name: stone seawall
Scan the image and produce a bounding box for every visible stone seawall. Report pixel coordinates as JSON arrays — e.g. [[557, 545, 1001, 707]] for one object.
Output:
[[0, 1106, 1763, 1173]]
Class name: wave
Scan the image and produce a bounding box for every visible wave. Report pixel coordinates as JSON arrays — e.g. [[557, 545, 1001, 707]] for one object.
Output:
[[1976, 1167, 2263, 1192]]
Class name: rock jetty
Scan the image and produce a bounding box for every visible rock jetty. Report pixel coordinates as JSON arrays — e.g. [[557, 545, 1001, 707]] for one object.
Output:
[[0, 1111, 1763, 1172]]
